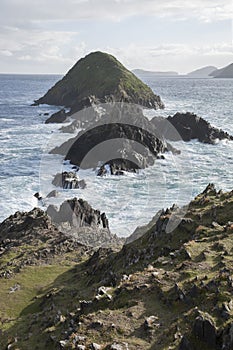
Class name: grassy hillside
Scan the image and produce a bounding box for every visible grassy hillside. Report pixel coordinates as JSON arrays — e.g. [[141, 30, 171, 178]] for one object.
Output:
[[0, 185, 233, 349], [35, 51, 164, 110]]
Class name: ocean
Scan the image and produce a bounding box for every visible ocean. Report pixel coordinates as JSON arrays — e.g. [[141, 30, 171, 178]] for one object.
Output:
[[0, 74, 232, 236]]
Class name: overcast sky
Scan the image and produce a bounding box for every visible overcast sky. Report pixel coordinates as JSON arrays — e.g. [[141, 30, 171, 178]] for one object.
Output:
[[0, 0, 233, 74]]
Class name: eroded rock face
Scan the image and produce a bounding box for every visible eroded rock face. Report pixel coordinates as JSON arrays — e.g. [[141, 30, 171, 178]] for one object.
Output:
[[152, 112, 233, 144], [47, 198, 124, 248], [47, 198, 109, 230], [0, 208, 89, 272]]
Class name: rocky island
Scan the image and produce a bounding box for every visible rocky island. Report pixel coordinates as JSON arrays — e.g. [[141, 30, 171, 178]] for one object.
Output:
[[34, 51, 164, 117], [34, 52, 232, 177]]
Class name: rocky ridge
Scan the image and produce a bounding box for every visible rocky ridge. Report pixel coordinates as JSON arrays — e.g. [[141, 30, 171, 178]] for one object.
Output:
[[0, 185, 233, 349], [47, 198, 123, 248]]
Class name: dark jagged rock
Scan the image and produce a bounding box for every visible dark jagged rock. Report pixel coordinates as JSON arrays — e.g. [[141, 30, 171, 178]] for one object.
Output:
[[45, 109, 67, 124], [0, 208, 89, 271], [34, 51, 164, 115], [47, 198, 109, 230], [193, 313, 217, 347], [52, 172, 86, 189], [64, 122, 165, 170], [47, 198, 124, 248], [51, 104, 178, 171], [151, 112, 233, 144]]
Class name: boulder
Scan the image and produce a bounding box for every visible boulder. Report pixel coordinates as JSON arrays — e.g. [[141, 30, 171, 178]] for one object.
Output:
[[90, 343, 101, 350], [144, 315, 159, 330]]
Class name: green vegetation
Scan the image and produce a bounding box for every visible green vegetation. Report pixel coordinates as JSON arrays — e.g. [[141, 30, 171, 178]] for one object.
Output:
[[35, 51, 164, 110], [0, 185, 233, 349]]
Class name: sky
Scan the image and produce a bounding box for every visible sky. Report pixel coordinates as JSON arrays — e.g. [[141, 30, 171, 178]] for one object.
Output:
[[0, 0, 233, 74]]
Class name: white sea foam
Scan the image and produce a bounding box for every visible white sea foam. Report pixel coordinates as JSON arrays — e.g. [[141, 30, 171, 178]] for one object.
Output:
[[0, 75, 232, 236]]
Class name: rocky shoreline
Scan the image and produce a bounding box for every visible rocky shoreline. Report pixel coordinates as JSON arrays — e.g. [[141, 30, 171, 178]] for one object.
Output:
[[0, 185, 233, 349], [0, 51, 232, 350]]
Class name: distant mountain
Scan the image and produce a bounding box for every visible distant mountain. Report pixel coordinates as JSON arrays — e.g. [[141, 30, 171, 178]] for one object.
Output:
[[210, 63, 233, 78], [187, 66, 217, 77], [133, 69, 179, 77]]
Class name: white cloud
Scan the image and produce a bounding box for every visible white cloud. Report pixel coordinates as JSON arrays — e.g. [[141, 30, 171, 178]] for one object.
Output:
[[0, 0, 233, 25], [0, 49, 13, 57], [0, 23, 232, 73], [0, 26, 80, 62], [0, 25, 91, 72], [0, 0, 232, 73]]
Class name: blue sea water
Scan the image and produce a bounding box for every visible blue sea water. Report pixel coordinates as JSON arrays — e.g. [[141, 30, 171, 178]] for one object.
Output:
[[0, 74, 232, 236]]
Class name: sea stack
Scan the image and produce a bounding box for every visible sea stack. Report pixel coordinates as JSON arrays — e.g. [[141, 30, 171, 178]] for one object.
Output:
[[34, 51, 164, 113]]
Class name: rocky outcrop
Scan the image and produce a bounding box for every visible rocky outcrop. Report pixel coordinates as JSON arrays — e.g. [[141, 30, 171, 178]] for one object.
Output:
[[45, 109, 68, 124], [0, 208, 90, 273], [52, 172, 86, 189], [151, 112, 233, 144], [51, 104, 179, 171], [47, 198, 124, 248], [34, 51, 164, 116], [47, 198, 109, 230]]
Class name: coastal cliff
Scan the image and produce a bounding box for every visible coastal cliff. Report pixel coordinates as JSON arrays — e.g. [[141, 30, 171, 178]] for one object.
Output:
[[0, 185, 233, 349]]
